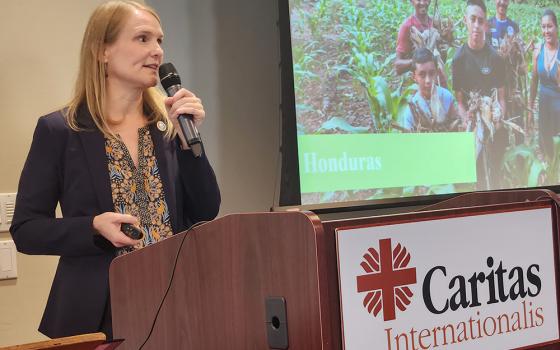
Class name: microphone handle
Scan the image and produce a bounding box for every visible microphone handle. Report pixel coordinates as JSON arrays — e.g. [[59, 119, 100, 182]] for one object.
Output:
[[165, 84, 203, 158], [178, 115, 203, 157]]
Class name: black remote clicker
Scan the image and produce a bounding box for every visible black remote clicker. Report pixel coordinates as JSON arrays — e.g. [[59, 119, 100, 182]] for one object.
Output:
[[121, 223, 144, 240]]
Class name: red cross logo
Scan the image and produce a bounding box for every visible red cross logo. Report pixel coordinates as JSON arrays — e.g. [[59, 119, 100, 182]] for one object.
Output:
[[356, 238, 417, 321]]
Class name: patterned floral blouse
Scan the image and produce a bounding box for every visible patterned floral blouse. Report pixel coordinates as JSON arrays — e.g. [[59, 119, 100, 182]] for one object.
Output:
[[105, 126, 173, 255]]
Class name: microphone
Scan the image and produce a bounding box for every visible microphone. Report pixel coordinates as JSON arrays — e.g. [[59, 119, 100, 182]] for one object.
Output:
[[158, 62, 203, 158]]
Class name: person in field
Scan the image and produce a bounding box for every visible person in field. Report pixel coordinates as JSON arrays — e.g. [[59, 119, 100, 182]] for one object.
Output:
[[529, 9, 560, 162], [402, 48, 458, 131], [487, 0, 520, 50], [452, 0, 507, 190], [394, 0, 448, 87]]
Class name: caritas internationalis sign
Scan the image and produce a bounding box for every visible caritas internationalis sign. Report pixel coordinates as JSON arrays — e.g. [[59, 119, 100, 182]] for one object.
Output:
[[336, 207, 560, 350]]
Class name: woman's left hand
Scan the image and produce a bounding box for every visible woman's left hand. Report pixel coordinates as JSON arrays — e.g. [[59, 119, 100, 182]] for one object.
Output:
[[164, 88, 205, 149]]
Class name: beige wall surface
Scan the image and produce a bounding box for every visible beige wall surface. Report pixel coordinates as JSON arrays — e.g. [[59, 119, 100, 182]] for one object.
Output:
[[0, 0, 279, 346]]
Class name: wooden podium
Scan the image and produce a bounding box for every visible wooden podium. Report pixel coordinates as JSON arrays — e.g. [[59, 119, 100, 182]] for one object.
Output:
[[110, 189, 560, 350]]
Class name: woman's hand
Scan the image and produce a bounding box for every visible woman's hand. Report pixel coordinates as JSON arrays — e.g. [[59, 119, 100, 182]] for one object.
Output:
[[164, 88, 205, 148], [93, 212, 141, 248]]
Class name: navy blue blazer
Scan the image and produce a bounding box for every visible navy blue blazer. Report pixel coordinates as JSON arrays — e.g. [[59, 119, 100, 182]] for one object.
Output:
[[10, 106, 221, 338]]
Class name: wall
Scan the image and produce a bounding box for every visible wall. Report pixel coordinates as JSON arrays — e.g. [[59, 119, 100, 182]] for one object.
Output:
[[0, 0, 280, 346], [150, 0, 281, 214]]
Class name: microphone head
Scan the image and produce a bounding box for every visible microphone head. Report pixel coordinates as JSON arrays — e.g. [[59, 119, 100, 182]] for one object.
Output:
[[159, 62, 181, 90]]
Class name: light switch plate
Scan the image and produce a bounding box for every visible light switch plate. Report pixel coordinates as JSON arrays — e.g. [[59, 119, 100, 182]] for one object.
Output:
[[0, 193, 16, 232], [0, 240, 17, 280]]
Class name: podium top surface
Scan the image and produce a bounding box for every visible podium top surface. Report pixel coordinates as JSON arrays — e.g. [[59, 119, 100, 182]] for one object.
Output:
[[0, 333, 107, 350]]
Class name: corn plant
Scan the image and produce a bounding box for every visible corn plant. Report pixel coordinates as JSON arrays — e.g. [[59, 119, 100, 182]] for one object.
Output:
[[502, 144, 544, 188], [546, 136, 560, 184], [370, 0, 407, 36], [306, 0, 331, 39], [502, 136, 560, 188], [360, 75, 414, 132], [292, 41, 321, 95]]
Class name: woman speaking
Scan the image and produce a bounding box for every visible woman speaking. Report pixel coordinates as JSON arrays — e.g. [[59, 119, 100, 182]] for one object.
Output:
[[10, 0, 220, 340]]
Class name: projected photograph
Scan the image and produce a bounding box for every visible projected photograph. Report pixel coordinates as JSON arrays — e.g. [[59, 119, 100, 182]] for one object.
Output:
[[289, 0, 560, 205]]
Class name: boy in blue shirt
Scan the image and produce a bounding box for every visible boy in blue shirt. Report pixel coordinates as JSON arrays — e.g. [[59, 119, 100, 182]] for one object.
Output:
[[487, 0, 519, 50], [402, 48, 458, 131]]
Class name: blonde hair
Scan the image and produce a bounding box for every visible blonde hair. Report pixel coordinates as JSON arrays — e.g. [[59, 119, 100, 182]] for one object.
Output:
[[66, 0, 173, 138]]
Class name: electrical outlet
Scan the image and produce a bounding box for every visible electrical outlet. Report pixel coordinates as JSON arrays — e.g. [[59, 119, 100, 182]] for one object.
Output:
[[0, 193, 16, 232], [0, 240, 17, 280]]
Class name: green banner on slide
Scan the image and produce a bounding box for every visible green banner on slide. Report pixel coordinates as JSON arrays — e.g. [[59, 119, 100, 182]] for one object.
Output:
[[298, 133, 477, 193]]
